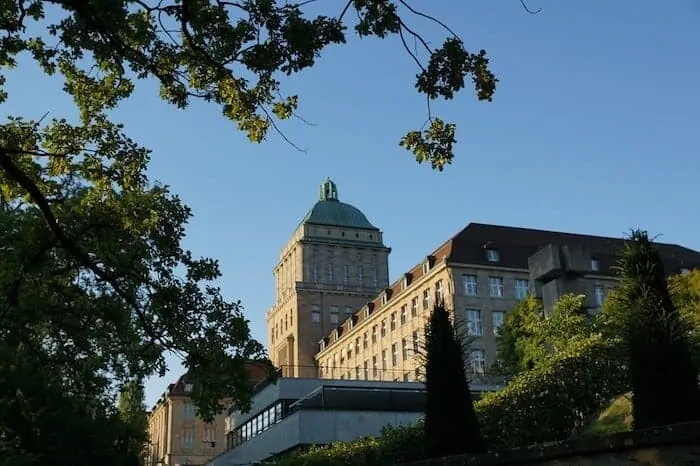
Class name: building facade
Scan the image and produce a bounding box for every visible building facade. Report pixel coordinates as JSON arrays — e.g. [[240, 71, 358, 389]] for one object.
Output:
[[313, 222, 700, 381], [210, 378, 427, 466], [147, 364, 268, 466], [266, 179, 391, 378], [267, 180, 700, 384]]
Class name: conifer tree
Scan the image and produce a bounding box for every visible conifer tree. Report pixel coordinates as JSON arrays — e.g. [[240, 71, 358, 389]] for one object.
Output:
[[424, 301, 485, 457], [616, 230, 700, 429]]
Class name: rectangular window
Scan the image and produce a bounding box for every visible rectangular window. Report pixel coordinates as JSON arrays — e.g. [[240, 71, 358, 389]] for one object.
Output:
[[184, 383, 193, 393], [373, 268, 378, 288], [182, 402, 195, 420], [403, 373, 410, 382], [381, 349, 387, 370], [466, 309, 483, 336], [469, 349, 486, 374], [486, 249, 500, 262], [355, 337, 361, 354], [412, 331, 420, 353], [327, 263, 334, 283], [372, 356, 378, 377], [462, 274, 478, 296], [311, 304, 321, 323], [358, 265, 364, 284], [312, 263, 318, 283], [591, 258, 600, 272], [488, 276, 504, 297], [391, 343, 398, 366], [344, 264, 351, 285], [345, 306, 353, 316], [401, 338, 409, 361], [203, 425, 216, 445], [492, 311, 505, 336], [329, 306, 339, 324], [381, 293, 388, 305], [363, 360, 369, 379], [372, 326, 377, 344], [435, 280, 444, 302], [595, 285, 605, 306], [400, 305, 408, 324], [390, 312, 397, 331], [381, 319, 387, 337], [514, 279, 529, 299], [422, 289, 431, 310], [363, 332, 368, 349], [355, 366, 360, 379], [411, 297, 418, 317], [181, 427, 195, 449]]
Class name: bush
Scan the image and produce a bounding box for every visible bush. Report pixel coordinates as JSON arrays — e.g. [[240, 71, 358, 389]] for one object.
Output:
[[272, 423, 426, 466], [475, 336, 628, 449]]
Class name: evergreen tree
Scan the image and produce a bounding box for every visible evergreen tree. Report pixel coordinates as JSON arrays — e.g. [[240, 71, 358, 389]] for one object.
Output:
[[423, 301, 485, 458], [616, 230, 700, 429]]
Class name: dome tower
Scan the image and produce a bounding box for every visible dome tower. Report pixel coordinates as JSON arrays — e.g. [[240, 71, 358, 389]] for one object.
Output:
[[265, 179, 391, 378]]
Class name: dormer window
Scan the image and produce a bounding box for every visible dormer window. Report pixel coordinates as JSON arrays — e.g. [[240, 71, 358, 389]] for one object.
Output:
[[402, 273, 412, 290], [381, 292, 388, 305], [422, 261, 431, 274], [681, 267, 691, 275], [319, 340, 326, 351], [333, 329, 339, 341], [363, 306, 370, 318], [485, 248, 500, 262], [184, 383, 193, 393], [591, 258, 601, 272]]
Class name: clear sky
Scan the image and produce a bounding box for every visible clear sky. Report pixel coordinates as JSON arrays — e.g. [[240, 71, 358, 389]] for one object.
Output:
[[4, 1, 700, 407]]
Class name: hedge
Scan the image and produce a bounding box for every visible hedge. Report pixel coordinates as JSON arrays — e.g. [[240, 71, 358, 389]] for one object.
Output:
[[272, 337, 628, 466]]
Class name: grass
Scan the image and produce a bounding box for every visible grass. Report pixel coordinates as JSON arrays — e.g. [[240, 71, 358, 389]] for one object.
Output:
[[580, 393, 633, 436]]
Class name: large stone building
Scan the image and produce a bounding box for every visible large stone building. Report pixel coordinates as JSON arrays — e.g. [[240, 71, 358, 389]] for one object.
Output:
[[268, 179, 700, 383], [266, 178, 391, 378], [147, 364, 268, 466]]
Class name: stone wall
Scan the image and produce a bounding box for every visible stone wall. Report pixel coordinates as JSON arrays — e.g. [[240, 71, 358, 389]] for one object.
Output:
[[402, 421, 700, 466]]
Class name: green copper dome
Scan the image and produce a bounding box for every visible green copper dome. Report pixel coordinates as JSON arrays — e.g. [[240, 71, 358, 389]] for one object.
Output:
[[300, 179, 378, 230]]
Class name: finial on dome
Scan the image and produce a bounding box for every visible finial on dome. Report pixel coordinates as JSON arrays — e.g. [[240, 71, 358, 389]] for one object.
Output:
[[319, 178, 339, 201]]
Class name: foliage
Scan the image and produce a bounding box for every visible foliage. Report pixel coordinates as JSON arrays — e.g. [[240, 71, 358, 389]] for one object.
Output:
[[476, 335, 628, 450], [424, 301, 484, 457], [0, 0, 500, 172], [492, 294, 594, 376], [118, 381, 149, 465], [668, 269, 700, 366], [612, 230, 700, 429], [272, 423, 426, 466], [0, 344, 144, 466]]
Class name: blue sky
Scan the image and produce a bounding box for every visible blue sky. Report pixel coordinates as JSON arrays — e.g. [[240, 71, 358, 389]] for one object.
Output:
[[4, 1, 700, 407]]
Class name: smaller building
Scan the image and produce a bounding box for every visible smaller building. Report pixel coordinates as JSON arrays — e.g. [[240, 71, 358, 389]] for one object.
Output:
[[147, 363, 268, 466], [208, 378, 429, 466]]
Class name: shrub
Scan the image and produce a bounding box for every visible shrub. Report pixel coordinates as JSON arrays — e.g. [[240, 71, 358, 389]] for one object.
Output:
[[272, 423, 426, 466], [476, 336, 628, 450]]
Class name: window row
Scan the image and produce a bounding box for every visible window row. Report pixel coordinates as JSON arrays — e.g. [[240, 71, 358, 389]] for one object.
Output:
[[323, 331, 424, 375], [461, 275, 529, 299], [310, 304, 355, 324], [179, 425, 217, 450], [226, 401, 288, 450], [464, 309, 506, 337], [310, 260, 380, 287], [320, 347, 489, 380]]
